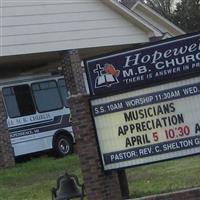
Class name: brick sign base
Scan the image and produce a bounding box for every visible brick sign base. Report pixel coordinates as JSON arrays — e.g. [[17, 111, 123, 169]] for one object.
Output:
[[61, 50, 123, 200], [0, 92, 15, 169], [68, 95, 122, 200]]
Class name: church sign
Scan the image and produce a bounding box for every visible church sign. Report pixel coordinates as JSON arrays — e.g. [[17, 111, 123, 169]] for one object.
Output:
[[91, 76, 200, 171], [85, 32, 200, 96]]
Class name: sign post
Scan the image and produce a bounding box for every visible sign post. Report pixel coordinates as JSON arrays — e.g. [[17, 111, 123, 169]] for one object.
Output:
[[84, 32, 200, 198]]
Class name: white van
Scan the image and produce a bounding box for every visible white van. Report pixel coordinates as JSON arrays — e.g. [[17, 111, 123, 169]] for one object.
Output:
[[1, 73, 74, 157]]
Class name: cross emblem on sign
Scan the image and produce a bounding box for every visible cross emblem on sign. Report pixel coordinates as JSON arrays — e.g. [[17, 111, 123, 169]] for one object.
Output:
[[93, 64, 103, 76]]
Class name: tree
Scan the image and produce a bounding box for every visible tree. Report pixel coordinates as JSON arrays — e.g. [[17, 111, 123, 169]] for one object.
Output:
[[173, 0, 200, 32], [119, 0, 200, 33], [142, 0, 200, 33]]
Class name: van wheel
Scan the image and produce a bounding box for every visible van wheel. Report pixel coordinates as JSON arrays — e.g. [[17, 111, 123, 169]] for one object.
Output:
[[53, 134, 73, 157]]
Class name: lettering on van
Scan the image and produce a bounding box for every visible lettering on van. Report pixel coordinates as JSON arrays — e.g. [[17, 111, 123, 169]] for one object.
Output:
[[7, 113, 51, 127], [10, 129, 40, 139]]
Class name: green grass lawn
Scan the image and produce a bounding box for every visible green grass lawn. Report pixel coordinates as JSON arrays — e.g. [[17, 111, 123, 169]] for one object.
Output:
[[127, 155, 200, 198], [0, 154, 200, 200], [0, 155, 82, 200]]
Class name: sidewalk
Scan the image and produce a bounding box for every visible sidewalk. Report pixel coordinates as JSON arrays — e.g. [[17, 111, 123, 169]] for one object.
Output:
[[129, 187, 200, 200]]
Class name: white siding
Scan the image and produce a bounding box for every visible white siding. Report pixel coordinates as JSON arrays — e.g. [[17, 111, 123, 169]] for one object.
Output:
[[0, 0, 149, 56]]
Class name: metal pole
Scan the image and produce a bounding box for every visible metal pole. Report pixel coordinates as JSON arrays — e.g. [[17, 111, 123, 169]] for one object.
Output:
[[118, 169, 130, 199]]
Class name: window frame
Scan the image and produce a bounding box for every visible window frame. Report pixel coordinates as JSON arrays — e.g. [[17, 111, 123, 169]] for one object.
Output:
[[57, 78, 70, 108], [31, 80, 63, 113], [2, 84, 36, 118]]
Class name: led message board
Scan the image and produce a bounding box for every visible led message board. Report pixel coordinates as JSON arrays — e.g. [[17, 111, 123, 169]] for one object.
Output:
[[85, 32, 200, 95], [91, 76, 200, 170]]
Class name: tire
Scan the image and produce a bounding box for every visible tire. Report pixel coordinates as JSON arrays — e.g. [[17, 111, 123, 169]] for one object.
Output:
[[53, 134, 73, 157]]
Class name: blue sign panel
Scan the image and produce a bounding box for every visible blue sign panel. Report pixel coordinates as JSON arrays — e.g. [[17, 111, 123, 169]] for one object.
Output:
[[85, 32, 200, 96]]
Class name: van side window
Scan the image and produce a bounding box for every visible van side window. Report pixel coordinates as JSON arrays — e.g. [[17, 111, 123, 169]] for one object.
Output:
[[32, 80, 62, 112], [58, 79, 69, 107], [2, 85, 36, 118]]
